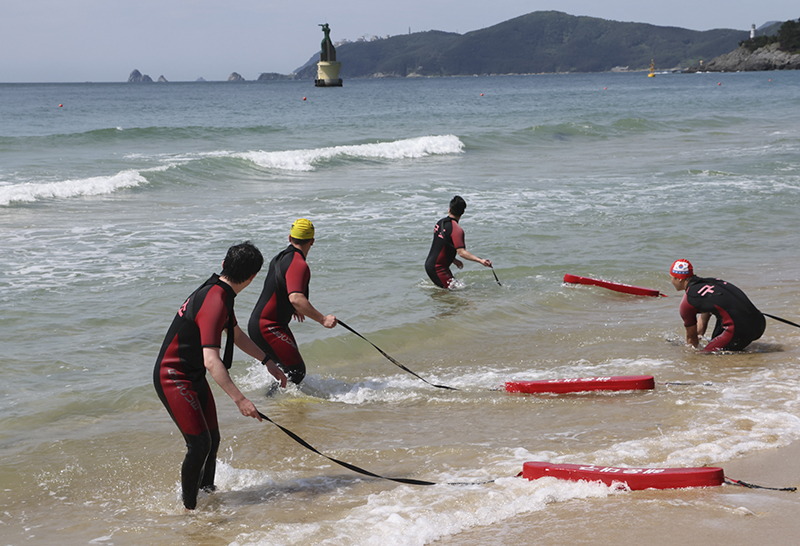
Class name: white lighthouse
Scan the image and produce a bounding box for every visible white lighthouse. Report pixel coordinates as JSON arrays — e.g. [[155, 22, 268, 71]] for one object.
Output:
[[751, 24, 756, 39]]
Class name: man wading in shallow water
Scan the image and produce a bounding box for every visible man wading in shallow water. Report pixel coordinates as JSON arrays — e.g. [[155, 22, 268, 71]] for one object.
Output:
[[248, 219, 337, 385], [153, 241, 287, 510], [424, 195, 492, 289], [669, 259, 765, 352]]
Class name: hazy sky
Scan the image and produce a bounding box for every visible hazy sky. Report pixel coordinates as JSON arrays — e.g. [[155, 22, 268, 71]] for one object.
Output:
[[1, 0, 797, 82]]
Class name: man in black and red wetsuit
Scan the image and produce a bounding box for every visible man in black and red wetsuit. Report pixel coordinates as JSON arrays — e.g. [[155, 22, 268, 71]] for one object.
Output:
[[424, 195, 492, 289], [669, 259, 765, 352], [153, 241, 287, 510], [248, 219, 337, 384]]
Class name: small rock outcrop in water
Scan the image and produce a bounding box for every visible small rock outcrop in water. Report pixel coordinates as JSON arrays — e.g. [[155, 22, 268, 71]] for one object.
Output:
[[228, 72, 245, 82], [685, 43, 800, 72], [157, 75, 168, 83], [257, 72, 296, 81], [128, 69, 154, 83]]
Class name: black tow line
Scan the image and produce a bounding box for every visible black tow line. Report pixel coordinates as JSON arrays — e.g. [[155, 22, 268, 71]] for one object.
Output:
[[491, 266, 502, 286], [337, 320, 459, 391], [763, 313, 800, 329], [257, 410, 493, 487], [724, 477, 797, 492]]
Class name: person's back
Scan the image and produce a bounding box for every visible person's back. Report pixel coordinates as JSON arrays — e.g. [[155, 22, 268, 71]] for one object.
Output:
[[248, 245, 309, 332], [424, 195, 490, 288], [682, 276, 765, 351], [425, 215, 461, 288]]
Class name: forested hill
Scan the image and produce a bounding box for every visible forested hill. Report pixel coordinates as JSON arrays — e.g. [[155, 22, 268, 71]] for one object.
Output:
[[294, 11, 749, 78]]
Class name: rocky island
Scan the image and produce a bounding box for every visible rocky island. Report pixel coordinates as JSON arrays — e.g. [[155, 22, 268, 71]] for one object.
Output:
[[685, 17, 799, 72]]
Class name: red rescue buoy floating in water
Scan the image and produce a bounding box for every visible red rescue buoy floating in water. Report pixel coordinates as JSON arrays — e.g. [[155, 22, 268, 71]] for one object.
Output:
[[563, 273, 664, 297], [505, 375, 655, 394], [522, 461, 724, 490]]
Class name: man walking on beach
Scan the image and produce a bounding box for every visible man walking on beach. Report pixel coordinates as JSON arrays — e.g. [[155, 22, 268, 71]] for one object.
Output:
[[425, 195, 492, 289], [669, 259, 765, 352], [248, 219, 337, 384], [153, 241, 287, 510]]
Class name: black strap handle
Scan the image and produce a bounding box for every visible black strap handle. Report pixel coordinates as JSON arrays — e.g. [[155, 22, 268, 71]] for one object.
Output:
[[725, 476, 796, 492], [337, 320, 459, 391], [763, 313, 800, 329], [257, 410, 492, 486]]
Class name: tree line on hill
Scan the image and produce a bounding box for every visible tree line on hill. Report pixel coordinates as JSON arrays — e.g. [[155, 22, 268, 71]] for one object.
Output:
[[739, 18, 800, 52], [293, 11, 749, 78]]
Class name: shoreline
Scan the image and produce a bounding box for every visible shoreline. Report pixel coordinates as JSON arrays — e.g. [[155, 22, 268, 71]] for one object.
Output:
[[438, 441, 800, 546]]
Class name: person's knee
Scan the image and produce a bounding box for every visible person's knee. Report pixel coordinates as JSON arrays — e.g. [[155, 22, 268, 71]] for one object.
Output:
[[185, 430, 213, 460]]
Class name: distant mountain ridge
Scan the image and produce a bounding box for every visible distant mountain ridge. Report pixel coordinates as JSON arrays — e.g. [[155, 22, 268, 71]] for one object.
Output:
[[293, 11, 749, 78]]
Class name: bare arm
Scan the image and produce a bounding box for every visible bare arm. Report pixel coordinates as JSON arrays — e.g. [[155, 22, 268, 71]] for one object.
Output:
[[203, 347, 262, 420], [456, 247, 492, 268], [696, 313, 711, 337], [289, 293, 337, 328], [684, 324, 700, 348]]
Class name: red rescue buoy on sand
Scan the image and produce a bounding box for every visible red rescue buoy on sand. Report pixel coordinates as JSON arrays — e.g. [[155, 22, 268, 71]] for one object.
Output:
[[522, 461, 724, 490], [563, 273, 664, 297], [505, 375, 655, 394]]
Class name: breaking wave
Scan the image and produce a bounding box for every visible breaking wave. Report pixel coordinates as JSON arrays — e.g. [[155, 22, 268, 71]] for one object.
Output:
[[237, 135, 464, 171]]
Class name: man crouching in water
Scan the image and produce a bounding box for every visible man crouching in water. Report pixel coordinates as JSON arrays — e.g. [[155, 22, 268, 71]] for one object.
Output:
[[670, 259, 765, 352]]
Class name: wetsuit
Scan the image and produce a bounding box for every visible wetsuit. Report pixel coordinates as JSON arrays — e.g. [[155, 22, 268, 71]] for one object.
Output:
[[248, 245, 310, 384], [680, 276, 765, 352], [424, 216, 466, 288], [153, 274, 236, 510]]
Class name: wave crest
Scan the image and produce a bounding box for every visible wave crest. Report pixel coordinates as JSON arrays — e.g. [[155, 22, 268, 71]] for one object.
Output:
[[238, 134, 464, 171], [0, 170, 148, 206]]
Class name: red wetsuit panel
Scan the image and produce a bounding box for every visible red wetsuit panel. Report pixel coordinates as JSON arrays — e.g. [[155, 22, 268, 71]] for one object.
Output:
[[249, 246, 310, 328]]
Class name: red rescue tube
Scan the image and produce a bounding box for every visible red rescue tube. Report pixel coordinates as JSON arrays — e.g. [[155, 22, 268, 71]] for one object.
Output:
[[505, 375, 655, 394], [564, 273, 664, 297], [522, 461, 724, 490]]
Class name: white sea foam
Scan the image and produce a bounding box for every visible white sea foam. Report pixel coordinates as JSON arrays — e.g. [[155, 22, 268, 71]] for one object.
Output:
[[0, 169, 148, 206], [237, 135, 464, 171], [228, 474, 612, 546]]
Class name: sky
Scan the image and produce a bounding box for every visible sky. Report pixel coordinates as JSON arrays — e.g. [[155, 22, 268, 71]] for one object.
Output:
[[1, 0, 797, 83]]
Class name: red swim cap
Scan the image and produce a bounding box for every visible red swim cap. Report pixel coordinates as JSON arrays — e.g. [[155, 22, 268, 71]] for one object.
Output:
[[670, 259, 693, 279]]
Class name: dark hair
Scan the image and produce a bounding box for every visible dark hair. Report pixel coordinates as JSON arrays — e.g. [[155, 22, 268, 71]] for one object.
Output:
[[289, 237, 313, 245], [220, 241, 263, 284], [449, 195, 467, 217]]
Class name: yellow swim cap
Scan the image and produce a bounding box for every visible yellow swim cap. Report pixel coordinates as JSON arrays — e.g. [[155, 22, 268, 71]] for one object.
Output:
[[290, 218, 315, 240]]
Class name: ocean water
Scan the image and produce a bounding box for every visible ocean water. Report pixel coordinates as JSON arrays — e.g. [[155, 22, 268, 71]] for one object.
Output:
[[1, 72, 800, 545]]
